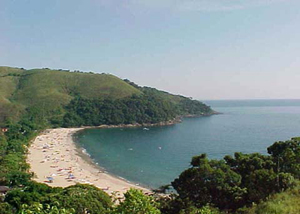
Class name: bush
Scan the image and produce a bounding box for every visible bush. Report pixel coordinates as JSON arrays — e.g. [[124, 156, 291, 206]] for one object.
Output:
[[52, 184, 112, 214], [112, 189, 161, 214], [20, 202, 75, 214], [0, 202, 14, 214]]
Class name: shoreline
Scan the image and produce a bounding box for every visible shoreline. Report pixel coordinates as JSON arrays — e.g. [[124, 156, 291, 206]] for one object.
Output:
[[27, 115, 217, 196], [27, 128, 150, 197], [72, 112, 218, 130], [71, 131, 151, 191]]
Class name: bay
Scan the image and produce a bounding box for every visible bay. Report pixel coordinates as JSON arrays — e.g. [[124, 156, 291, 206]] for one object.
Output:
[[75, 99, 300, 189]]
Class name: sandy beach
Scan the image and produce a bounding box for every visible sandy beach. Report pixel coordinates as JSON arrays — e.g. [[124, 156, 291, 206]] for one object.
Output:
[[27, 128, 150, 196]]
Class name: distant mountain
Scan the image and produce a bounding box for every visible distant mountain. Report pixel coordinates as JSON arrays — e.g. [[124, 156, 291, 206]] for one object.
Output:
[[0, 66, 214, 127]]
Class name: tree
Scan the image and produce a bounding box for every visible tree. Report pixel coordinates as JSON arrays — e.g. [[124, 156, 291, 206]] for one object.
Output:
[[0, 134, 8, 160], [170, 138, 300, 212], [6, 171, 32, 187], [20, 202, 74, 214], [172, 154, 246, 210], [178, 205, 221, 214], [0, 202, 14, 214], [53, 184, 112, 214], [112, 189, 161, 214], [267, 138, 300, 179], [224, 152, 294, 202]]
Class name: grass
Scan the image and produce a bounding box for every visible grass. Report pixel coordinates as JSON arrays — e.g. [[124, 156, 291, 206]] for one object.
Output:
[[0, 67, 25, 123], [245, 186, 300, 214], [13, 69, 141, 105], [0, 67, 141, 125], [0, 66, 211, 126], [142, 87, 187, 105]]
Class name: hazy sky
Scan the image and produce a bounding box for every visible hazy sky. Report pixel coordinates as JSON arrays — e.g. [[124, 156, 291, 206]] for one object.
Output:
[[1, 0, 299, 100]]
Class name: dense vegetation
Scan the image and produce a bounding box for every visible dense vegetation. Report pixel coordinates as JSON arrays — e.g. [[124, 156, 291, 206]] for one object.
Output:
[[160, 138, 300, 213], [62, 91, 213, 127], [62, 95, 177, 127], [0, 66, 214, 127]]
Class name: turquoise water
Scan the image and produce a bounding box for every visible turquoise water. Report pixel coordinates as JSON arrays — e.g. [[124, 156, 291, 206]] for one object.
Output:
[[75, 100, 300, 189]]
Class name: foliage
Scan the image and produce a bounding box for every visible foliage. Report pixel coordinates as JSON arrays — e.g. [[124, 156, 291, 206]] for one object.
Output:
[[4, 182, 61, 210], [0, 202, 14, 214], [5, 183, 112, 214], [177, 98, 213, 116], [178, 205, 221, 214], [19, 202, 74, 214], [267, 137, 300, 179], [0, 66, 140, 126], [62, 94, 178, 127], [51, 184, 112, 214], [141, 87, 213, 116], [62, 85, 213, 128], [112, 189, 161, 214], [0, 114, 41, 186], [224, 152, 295, 202], [5, 171, 32, 187], [0, 109, 57, 185], [172, 154, 246, 210], [159, 194, 222, 214], [244, 185, 300, 214], [0, 134, 8, 161], [0, 66, 213, 127], [169, 138, 300, 212]]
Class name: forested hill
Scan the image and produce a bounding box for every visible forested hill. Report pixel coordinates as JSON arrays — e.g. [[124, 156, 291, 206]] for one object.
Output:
[[0, 66, 214, 127]]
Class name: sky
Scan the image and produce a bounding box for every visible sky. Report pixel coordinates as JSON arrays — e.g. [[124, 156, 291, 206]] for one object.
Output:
[[1, 0, 300, 100]]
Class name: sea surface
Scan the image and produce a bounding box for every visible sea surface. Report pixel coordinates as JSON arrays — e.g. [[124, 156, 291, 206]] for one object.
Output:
[[75, 99, 300, 189]]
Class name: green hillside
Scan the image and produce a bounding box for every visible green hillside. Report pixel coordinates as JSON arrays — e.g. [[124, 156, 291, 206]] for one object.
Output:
[[245, 186, 300, 214], [0, 67, 25, 124], [125, 80, 215, 116], [0, 67, 141, 125], [0, 66, 213, 127]]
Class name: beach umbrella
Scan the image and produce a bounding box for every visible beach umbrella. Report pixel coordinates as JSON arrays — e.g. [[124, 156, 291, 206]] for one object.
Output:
[[68, 174, 75, 179], [47, 177, 54, 183]]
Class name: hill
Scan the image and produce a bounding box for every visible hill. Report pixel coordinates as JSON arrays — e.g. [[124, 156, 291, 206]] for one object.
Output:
[[0, 66, 214, 127]]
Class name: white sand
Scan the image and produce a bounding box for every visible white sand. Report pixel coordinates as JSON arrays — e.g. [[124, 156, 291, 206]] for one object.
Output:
[[27, 128, 150, 197]]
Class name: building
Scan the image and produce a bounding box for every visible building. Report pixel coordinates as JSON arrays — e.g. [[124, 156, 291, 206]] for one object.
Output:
[[0, 128, 8, 133], [0, 186, 10, 196]]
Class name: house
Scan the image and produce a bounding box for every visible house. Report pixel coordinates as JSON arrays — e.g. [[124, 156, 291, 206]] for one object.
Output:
[[0, 128, 8, 133], [0, 186, 10, 196]]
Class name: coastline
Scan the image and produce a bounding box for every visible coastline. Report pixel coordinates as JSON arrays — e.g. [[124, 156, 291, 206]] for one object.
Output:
[[26, 115, 216, 196], [27, 128, 150, 197]]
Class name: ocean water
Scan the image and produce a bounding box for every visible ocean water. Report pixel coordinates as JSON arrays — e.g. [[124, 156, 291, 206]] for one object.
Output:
[[75, 100, 300, 189]]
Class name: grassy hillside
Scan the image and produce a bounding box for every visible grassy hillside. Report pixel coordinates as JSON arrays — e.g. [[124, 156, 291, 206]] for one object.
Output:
[[0, 67, 140, 125], [0, 67, 25, 124], [0, 66, 213, 126], [245, 186, 300, 214]]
